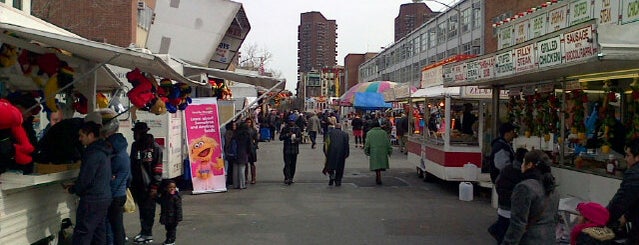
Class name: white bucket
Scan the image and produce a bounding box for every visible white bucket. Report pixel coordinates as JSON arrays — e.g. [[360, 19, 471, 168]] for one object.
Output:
[[463, 163, 478, 181], [459, 182, 474, 201]]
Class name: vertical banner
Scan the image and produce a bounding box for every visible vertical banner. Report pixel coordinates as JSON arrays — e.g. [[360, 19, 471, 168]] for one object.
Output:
[[184, 97, 227, 194]]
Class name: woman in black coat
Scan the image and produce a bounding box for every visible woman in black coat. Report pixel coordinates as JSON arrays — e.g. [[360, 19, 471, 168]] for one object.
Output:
[[231, 122, 252, 189], [244, 118, 259, 184]]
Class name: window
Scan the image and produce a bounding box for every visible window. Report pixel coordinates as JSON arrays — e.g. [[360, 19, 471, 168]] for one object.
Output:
[[462, 42, 472, 54], [12, 0, 21, 10], [429, 28, 437, 48], [412, 37, 420, 54], [420, 33, 428, 52], [473, 7, 482, 29], [461, 8, 471, 33], [437, 22, 447, 44], [447, 48, 458, 57], [137, 5, 154, 31], [448, 15, 458, 40]]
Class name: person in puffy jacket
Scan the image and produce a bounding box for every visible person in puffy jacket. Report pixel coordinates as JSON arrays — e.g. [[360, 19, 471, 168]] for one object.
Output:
[[489, 148, 527, 244], [66, 121, 113, 245], [607, 138, 639, 244]]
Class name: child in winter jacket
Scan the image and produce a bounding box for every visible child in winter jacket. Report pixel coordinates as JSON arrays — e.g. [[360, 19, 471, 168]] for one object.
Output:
[[158, 180, 183, 245]]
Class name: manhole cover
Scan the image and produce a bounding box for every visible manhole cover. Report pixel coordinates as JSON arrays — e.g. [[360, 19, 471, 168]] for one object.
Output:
[[344, 177, 408, 187]]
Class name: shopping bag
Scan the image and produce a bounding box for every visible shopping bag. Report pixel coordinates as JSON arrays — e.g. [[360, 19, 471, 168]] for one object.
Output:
[[124, 189, 136, 213]]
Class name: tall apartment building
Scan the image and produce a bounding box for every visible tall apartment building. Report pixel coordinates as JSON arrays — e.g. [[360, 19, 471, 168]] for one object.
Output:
[[394, 2, 438, 42], [297, 12, 337, 98], [360, 0, 539, 86], [344, 53, 377, 93]]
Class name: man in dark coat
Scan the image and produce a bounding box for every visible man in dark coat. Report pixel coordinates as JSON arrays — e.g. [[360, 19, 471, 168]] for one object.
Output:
[[280, 116, 302, 185], [490, 123, 516, 183], [130, 122, 163, 243], [607, 138, 639, 244], [323, 123, 349, 186]]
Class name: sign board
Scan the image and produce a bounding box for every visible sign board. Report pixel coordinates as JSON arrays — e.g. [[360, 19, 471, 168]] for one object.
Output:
[[514, 19, 529, 44], [478, 56, 496, 80], [498, 24, 514, 50], [515, 44, 536, 73], [548, 5, 569, 33], [443, 66, 454, 84], [495, 50, 515, 77], [570, 0, 595, 25], [537, 36, 563, 68], [621, 0, 639, 24], [595, 0, 620, 24], [465, 60, 480, 81], [421, 66, 444, 88], [461, 86, 509, 99], [394, 83, 412, 99], [530, 13, 548, 39], [452, 63, 466, 83], [564, 25, 597, 63]]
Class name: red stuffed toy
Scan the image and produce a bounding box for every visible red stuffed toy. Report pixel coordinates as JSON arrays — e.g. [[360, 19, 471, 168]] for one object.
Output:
[[0, 99, 34, 165], [126, 68, 166, 116]]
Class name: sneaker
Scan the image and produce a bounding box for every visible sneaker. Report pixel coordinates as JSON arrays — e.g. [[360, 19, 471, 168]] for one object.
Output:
[[163, 239, 176, 245], [134, 235, 153, 244]]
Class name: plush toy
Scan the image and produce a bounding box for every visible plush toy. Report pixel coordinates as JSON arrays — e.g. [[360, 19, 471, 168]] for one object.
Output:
[[0, 99, 35, 165], [126, 68, 166, 115], [175, 82, 192, 110], [158, 78, 179, 113], [0, 43, 18, 68], [72, 92, 88, 114], [96, 92, 109, 109], [219, 82, 232, 100]]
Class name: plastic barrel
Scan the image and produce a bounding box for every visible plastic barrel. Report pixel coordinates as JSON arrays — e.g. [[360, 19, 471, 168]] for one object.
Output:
[[459, 182, 474, 201]]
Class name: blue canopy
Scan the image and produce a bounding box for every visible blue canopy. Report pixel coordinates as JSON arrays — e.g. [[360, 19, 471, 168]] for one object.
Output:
[[353, 92, 391, 110]]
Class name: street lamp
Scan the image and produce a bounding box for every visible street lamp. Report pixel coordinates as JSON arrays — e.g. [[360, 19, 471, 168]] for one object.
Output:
[[425, 0, 463, 56]]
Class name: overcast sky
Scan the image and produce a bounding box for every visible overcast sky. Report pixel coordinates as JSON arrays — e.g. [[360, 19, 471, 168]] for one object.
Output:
[[233, 0, 456, 93]]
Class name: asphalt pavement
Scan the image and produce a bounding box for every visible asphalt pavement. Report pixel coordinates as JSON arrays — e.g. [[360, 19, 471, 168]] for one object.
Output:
[[124, 131, 497, 245]]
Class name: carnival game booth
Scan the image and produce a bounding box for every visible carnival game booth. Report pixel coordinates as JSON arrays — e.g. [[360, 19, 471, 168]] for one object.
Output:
[[441, 0, 639, 205], [0, 17, 206, 243]]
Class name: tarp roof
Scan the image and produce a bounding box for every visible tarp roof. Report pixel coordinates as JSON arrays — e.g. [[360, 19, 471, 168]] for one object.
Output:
[[354, 92, 391, 110], [0, 23, 205, 87], [409, 86, 460, 98], [182, 63, 284, 89]]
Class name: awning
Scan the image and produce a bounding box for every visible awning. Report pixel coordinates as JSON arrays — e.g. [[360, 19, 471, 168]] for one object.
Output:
[[0, 3, 78, 37], [403, 86, 460, 99], [181, 63, 284, 89], [0, 23, 204, 87]]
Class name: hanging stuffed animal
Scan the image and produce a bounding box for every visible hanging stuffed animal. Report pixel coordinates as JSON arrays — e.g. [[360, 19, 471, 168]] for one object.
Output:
[[158, 78, 179, 113], [175, 82, 192, 110], [126, 68, 166, 116], [0, 99, 35, 165], [96, 92, 109, 109], [0, 43, 18, 68], [220, 82, 232, 100], [73, 92, 88, 115]]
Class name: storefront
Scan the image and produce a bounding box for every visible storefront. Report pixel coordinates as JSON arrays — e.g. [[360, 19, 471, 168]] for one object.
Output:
[[442, 0, 639, 204]]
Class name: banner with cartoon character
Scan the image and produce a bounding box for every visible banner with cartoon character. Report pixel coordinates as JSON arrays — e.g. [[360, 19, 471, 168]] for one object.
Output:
[[184, 97, 227, 194]]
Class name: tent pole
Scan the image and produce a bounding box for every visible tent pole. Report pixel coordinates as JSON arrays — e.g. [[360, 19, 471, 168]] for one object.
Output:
[[220, 79, 285, 128]]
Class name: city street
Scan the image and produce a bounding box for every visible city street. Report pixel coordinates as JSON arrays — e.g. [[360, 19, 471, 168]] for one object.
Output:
[[124, 133, 497, 245]]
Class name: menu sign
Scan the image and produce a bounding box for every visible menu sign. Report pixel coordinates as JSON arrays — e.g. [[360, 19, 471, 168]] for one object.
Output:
[[530, 13, 547, 39], [548, 5, 568, 33], [452, 63, 466, 82], [465, 60, 480, 81], [495, 51, 515, 77], [498, 24, 514, 50], [514, 20, 529, 44], [595, 0, 620, 24], [443, 66, 454, 84], [570, 0, 594, 25], [478, 56, 496, 80], [421, 66, 444, 88], [537, 36, 563, 68], [621, 0, 639, 24], [515, 44, 536, 73], [564, 25, 596, 63]]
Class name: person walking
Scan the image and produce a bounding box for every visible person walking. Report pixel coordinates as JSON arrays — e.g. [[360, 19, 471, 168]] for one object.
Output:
[[232, 122, 252, 189], [396, 113, 408, 154], [130, 122, 163, 244], [65, 121, 112, 245], [490, 123, 517, 183], [351, 114, 364, 148], [323, 123, 349, 186], [502, 150, 559, 245], [244, 118, 259, 184], [364, 121, 392, 185], [607, 138, 639, 244], [158, 180, 182, 245], [280, 116, 302, 185], [308, 113, 322, 149], [488, 148, 527, 244]]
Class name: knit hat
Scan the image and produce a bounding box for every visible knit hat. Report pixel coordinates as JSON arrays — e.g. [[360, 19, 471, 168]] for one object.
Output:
[[576, 202, 609, 226]]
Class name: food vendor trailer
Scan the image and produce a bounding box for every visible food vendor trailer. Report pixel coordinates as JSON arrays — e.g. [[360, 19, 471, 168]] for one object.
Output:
[[441, 0, 639, 204]]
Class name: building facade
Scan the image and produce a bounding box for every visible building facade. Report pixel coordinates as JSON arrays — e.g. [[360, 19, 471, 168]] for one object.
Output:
[[360, 0, 539, 87], [297, 11, 337, 98], [30, 0, 156, 48], [344, 53, 377, 93], [394, 2, 438, 42]]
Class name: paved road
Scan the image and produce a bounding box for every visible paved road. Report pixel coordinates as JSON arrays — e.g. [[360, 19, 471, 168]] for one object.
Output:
[[124, 132, 497, 245]]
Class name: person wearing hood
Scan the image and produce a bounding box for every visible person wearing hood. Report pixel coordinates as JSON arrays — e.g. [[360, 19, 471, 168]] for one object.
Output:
[[65, 121, 113, 245], [89, 109, 130, 245], [571, 202, 614, 245]]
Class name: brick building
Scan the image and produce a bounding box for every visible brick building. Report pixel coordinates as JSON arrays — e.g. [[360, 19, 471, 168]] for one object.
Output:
[[394, 2, 438, 42], [30, 0, 156, 48], [344, 53, 377, 93], [297, 11, 337, 98]]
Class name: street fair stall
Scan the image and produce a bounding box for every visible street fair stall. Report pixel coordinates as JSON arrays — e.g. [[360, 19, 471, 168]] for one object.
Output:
[[442, 0, 639, 204], [0, 18, 204, 243]]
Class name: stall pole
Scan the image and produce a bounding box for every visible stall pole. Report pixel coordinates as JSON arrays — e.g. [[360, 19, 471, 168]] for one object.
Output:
[[444, 95, 451, 150], [408, 98, 413, 136], [560, 79, 566, 164], [491, 86, 500, 140], [220, 79, 285, 128]]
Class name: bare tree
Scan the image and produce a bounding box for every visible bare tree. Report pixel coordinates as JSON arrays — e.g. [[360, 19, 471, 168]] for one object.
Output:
[[238, 43, 282, 78]]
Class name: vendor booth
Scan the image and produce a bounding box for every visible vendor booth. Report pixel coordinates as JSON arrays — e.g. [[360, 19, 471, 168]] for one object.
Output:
[[441, 0, 639, 204]]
